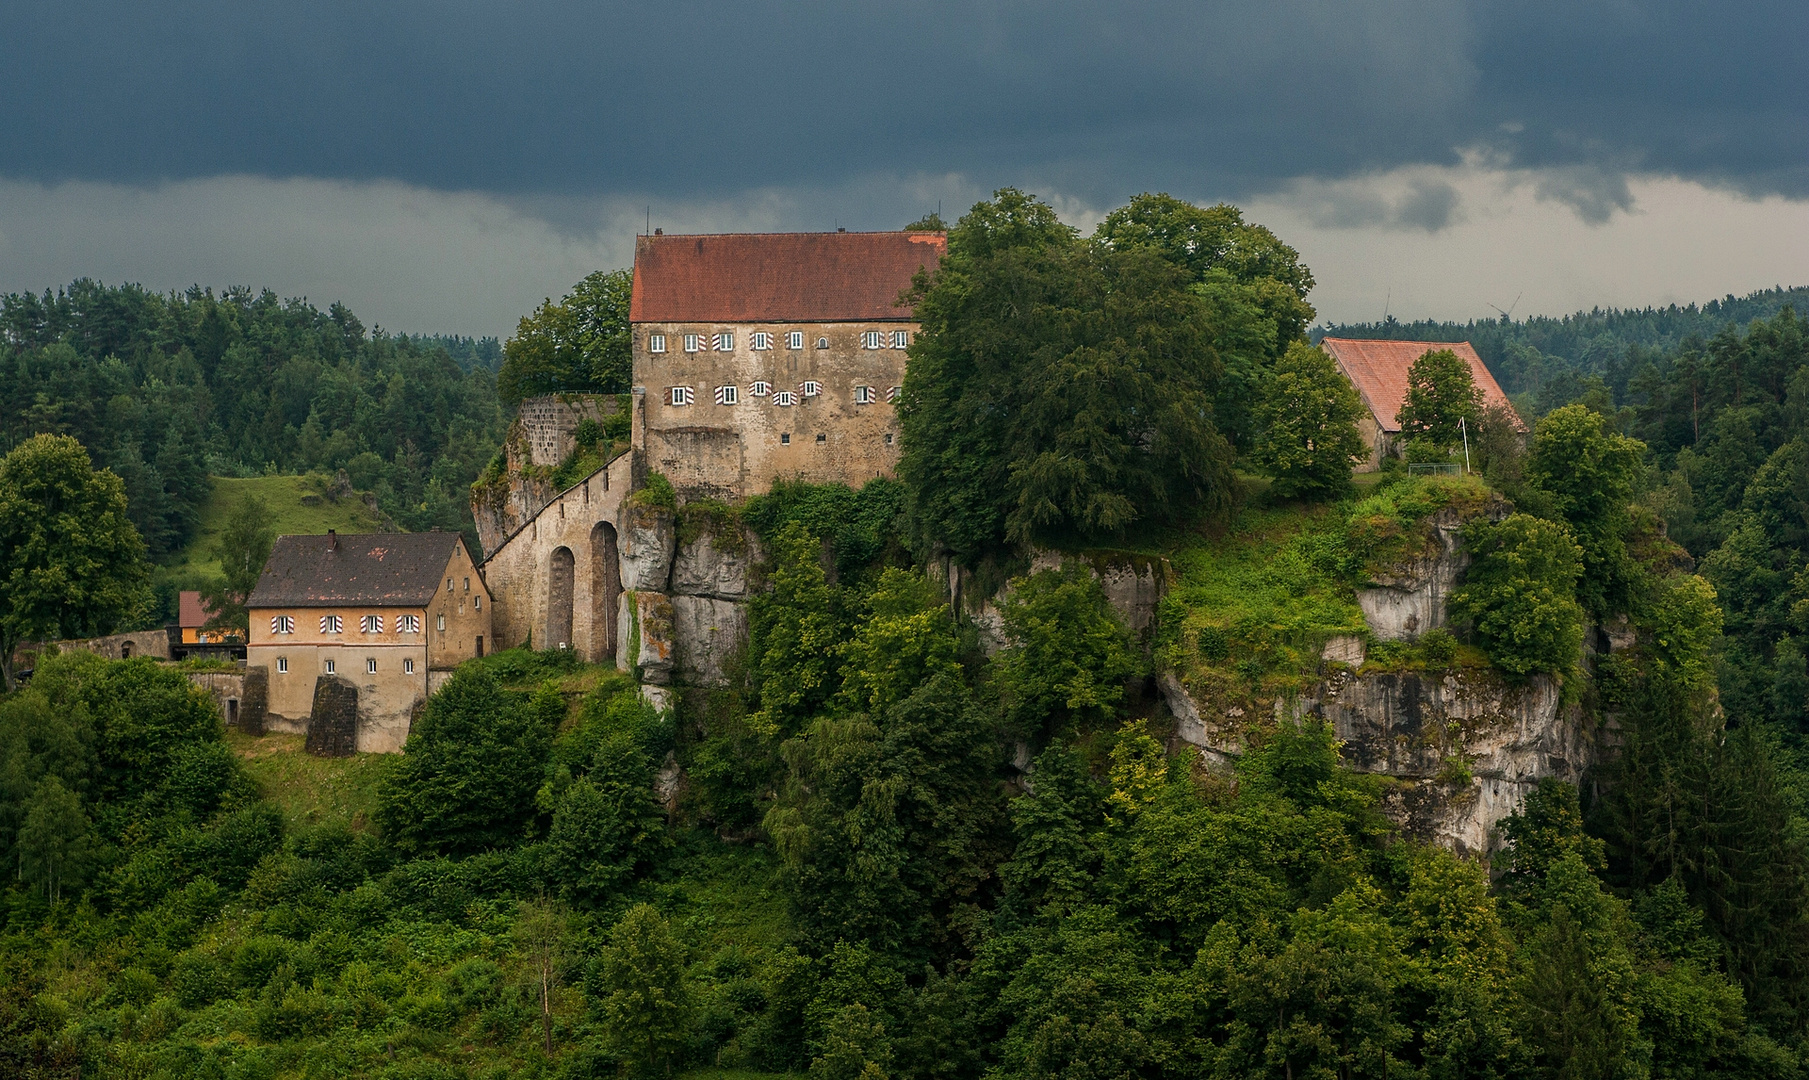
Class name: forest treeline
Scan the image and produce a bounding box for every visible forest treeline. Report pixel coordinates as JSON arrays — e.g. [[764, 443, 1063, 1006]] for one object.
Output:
[[0, 281, 506, 569], [1, 191, 1807, 1079]]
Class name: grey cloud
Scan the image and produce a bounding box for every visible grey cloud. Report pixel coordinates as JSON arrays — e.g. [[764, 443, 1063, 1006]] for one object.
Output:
[[1396, 181, 1463, 231], [1, 0, 1796, 209], [1532, 167, 1636, 225]]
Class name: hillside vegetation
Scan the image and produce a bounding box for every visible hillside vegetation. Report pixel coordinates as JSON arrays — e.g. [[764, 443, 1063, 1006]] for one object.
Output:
[[2, 191, 1807, 1079]]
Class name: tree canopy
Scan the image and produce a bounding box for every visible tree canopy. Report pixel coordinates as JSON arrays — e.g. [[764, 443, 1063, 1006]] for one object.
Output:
[[497, 268, 634, 404], [0, 435, 149, 686], [898, 189, 1240, 561]]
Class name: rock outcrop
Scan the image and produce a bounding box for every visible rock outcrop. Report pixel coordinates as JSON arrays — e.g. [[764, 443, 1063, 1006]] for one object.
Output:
[[1160, 665, 1593, 857], [670, 596, 748, 687], [619, 506, 678, 592], [622, 591, 677, 685], [1357, 499, 1507, 641]]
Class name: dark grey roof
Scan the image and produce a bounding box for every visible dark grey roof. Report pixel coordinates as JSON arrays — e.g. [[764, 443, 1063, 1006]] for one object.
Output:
[[246, 532, 464, 608]]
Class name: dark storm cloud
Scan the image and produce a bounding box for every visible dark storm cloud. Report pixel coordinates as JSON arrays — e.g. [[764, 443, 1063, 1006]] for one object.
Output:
[[0, 0, 1801, 206]]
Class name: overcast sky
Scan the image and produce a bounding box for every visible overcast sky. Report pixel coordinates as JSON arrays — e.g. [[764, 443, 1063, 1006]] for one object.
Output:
[[1, 1, 1803, 337]]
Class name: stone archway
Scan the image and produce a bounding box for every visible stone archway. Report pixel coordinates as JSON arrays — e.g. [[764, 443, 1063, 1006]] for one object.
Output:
[[590, 522, 621, 661], [548, 547, 575, 650]]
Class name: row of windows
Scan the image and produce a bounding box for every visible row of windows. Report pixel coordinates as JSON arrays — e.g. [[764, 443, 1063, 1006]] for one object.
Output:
[[775, 432, 895, 446], [669, 383, 901, 407], [269, 613, 429, 635], [275, 656, 416, 676], [649, 330, 909, 354]]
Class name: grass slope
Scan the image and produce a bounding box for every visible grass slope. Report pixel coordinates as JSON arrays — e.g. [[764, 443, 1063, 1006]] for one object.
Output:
[[227, 730, 390, 833], [172, 475, 392, 577]]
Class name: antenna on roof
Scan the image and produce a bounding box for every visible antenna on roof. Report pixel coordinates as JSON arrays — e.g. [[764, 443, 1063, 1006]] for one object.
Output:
[[646, 206, 650, 236]]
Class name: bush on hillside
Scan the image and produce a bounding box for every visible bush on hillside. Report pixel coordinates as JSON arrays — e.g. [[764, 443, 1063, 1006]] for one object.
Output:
[[375, 669, 562, 855], [1451, 514, 1586, 677]]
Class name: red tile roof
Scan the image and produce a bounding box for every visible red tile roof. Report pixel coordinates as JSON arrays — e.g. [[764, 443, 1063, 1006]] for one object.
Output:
[[178, 590, 216, 628], [1319, 338, 1525, 433], [630, 231, 947, 323]]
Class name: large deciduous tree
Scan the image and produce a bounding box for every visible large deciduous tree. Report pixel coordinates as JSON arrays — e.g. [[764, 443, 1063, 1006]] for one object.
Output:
[[1396, 348, 1483, 452], [1252, 341, 1368, 500], [200, 494, 275, 635], [497, 268, 633, 404], [0, 434, 150, 688], [899, 189, 1239, 562], [1525, 404, 1646, 619]]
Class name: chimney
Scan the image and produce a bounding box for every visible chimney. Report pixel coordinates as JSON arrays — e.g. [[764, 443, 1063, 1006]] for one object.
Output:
[[328, 529, 338, 551], [654, 227, 662, 235]]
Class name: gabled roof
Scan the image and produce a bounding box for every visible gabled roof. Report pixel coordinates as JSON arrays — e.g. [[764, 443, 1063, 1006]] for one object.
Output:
[[629, 231, 947, 323], [246, 532, 467, 609], [178, 590, 216, 628], [1319, 338, 1525, 433]]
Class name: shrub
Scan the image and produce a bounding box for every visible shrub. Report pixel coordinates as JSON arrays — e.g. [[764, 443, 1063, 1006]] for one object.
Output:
[[994, 564, 1143, 738], [375, 670, 561, 856], [1450, 514, 1586, 677], [1418, 628, 1459, 664]]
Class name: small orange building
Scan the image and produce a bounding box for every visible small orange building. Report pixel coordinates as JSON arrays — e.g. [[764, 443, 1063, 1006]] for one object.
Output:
[[178, 591, 236, 644], [1318, 338, 1525, 470]]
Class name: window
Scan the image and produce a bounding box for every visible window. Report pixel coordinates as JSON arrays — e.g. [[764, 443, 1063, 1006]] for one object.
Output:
[[683, 333, 702, 353], [862, 330, 883, 349], [885, 432, 894, 445], [324, 659, 336, 675], [366, 658, 377, 674], [463, 577, 470, 591], [854, 385, 876, 404], [360, 614, 383, 633], [787, 330, 804, 349], [404, 658, 415, 675], [473, 596, 481, 611], [648, 333, 667, 353], [892, 330, 910, 348], [751, 331, 772, 350], [749, 380, 771, 397], [713, 332, 734, 352], [780, 433, 791, 445], [773, 390, 796, 407], [887, 386, 903, 402], [816, 337, 829, 348], [399, 614, 421, 633], [447, 578, 454, 592], [800, 380, 822, 397], [715, 384, 739, 405], [816, 433, 827, 443], [270, 614, 294, 634], [320, 614, 343, 634], [277, 656, 288, 673], [667, 386, 694, 406], [437, 614, 446, 631]]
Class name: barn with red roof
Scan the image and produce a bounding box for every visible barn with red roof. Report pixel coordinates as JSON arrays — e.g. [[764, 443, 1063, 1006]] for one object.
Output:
[[1318, 338, 1525, 470]]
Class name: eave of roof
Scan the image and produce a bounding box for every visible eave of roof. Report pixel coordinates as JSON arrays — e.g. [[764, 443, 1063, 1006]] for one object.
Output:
[[629, 230, 947, 323]]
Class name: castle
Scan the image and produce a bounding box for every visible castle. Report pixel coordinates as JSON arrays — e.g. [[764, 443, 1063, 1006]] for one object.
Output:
[[473, 230, 945, 685]]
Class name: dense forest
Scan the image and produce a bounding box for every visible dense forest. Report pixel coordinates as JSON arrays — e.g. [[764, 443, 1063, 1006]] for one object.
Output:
[[2, 192, 1808, 1079], [0, 281, 506, 579]]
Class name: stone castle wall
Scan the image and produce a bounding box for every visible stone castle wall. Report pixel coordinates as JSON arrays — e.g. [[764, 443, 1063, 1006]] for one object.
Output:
[[473, 395, 627, 556], [633, 321, 909, 500]]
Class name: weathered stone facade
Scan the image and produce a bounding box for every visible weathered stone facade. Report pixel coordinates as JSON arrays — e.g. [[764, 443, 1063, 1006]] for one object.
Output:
[[634, 321, 909, 500]]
